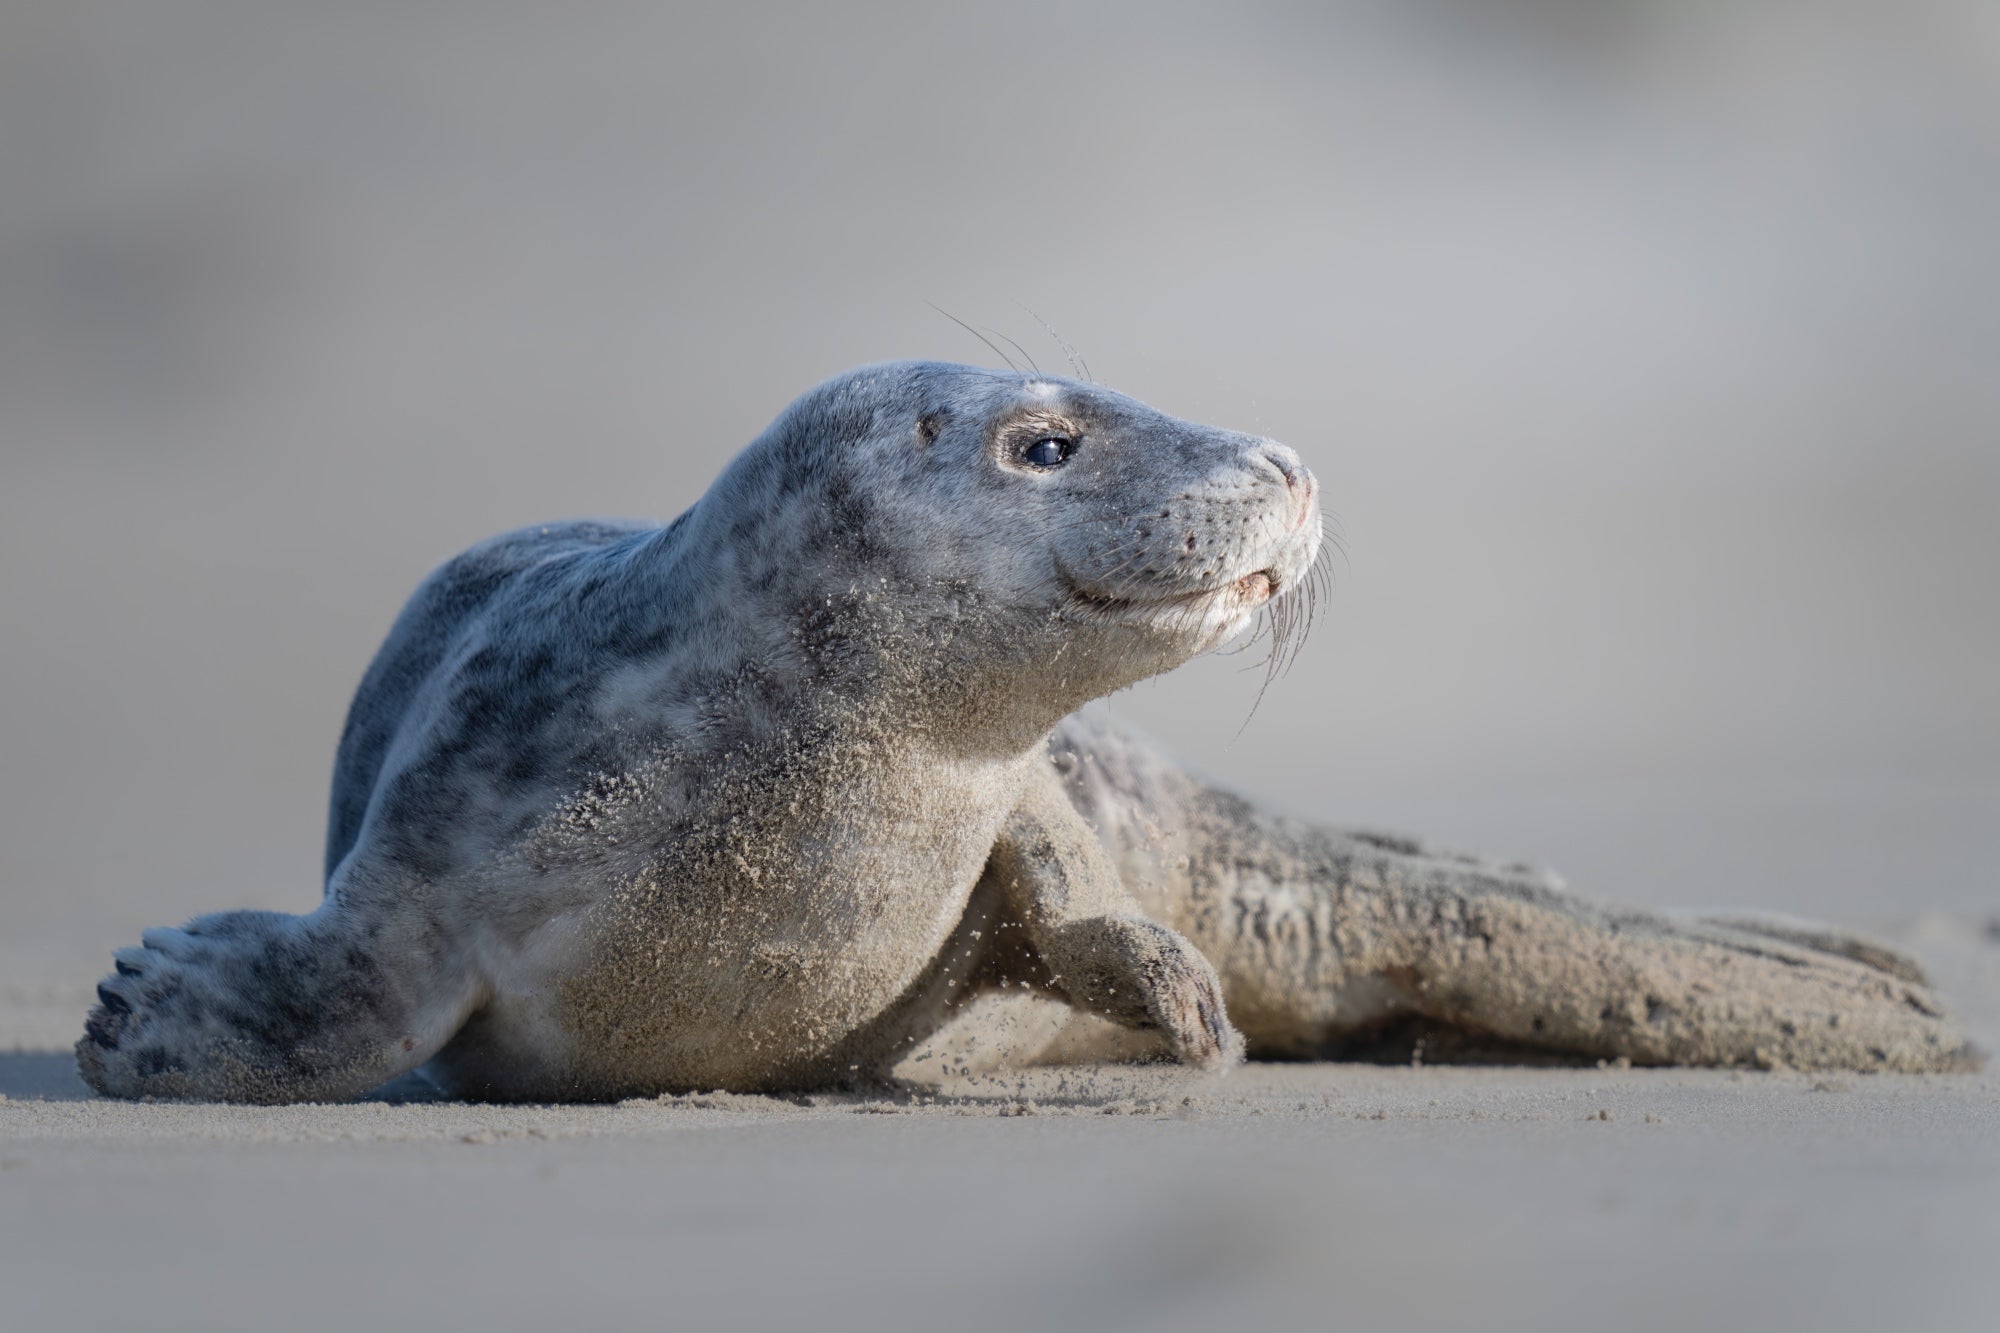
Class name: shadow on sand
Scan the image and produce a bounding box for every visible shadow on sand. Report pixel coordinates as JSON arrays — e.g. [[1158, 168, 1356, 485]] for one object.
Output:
[[0, 1050, 450, 1103], [0, 1050, 91, 1100]]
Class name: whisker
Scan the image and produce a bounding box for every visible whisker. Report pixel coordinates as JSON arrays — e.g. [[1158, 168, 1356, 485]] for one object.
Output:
[[928, 304, 1017, 372], [984, 324, 1040, 375], [1017, 304, 1092, 383]]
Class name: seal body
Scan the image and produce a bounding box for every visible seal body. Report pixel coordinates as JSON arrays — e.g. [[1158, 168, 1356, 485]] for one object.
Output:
[[77, 362, 1974, 1103], [79, 362, 1306, 1101]]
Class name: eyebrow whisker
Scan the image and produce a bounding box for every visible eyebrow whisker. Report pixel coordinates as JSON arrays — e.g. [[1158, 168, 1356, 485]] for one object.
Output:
[[928, 303, 1018, 372], [1017, 304, 1092, 384], [983, 323, 1041, 376]]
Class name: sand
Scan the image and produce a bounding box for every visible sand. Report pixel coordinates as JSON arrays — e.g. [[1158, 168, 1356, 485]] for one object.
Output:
[[2, 916, 1995, 1333]]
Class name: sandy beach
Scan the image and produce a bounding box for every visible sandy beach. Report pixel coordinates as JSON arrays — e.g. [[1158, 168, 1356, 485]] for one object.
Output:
[[5, 4, 1997, 1329], [5, 916, 1995, 1332]]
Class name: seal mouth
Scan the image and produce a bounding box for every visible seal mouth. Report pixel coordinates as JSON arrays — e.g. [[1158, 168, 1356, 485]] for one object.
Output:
[[1060, 564, 1281, 619]]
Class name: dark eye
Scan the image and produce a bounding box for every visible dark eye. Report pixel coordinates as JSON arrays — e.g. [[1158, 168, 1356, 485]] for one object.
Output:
[[1023, 436, 1075, 468]]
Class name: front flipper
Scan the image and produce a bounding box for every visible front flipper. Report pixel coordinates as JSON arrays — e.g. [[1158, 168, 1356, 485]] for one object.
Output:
[[78, 906, 480, 1103], [987, 765, 1240, 1070]]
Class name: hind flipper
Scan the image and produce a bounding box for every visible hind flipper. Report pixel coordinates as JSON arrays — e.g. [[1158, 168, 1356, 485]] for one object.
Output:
[[1352, 861, 1976, 1071], [1681, 910, 1929, 984]]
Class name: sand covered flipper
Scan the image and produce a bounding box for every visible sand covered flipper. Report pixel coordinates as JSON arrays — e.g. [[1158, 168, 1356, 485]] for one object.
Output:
[[1326, 858, 1976, 1072]]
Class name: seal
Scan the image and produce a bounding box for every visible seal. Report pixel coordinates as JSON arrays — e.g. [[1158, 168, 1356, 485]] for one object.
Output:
[[76, 362, 1975, 1102]]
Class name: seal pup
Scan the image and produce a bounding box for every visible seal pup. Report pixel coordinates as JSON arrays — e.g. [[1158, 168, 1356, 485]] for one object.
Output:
[[78, 362, 1974, 1102]]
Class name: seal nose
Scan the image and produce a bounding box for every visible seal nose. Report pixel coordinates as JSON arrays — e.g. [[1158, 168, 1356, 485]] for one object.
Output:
[[1253, 441, 1307, 491], [1253, 440, 1317, 528]]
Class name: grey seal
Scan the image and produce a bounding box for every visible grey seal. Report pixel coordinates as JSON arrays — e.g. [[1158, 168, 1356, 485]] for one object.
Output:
[[77, 361, 1974, 1102]]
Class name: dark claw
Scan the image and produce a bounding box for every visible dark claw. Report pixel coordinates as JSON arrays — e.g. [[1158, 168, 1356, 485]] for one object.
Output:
[[115, 960, 142, 978], [95, 983, 131, 1014]]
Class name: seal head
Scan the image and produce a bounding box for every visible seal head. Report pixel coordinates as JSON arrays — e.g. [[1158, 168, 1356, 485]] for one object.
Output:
[[691, 361, 1324, 751]]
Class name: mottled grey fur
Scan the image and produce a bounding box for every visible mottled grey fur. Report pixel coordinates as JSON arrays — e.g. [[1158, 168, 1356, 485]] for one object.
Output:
[[77, 363, 1973, 1103]]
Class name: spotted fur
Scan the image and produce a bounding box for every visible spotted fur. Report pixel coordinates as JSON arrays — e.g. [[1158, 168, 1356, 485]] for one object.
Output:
[[77, 362, 1973, 1103]]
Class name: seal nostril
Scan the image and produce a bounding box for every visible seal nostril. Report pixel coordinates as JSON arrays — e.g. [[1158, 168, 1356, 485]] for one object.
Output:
[[1256, 442, 1308, 495]]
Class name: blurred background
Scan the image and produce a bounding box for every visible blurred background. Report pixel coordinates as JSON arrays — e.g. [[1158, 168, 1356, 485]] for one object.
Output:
[[2, 0, 1995, 1035]]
